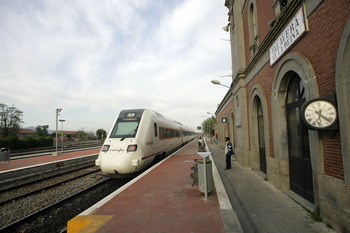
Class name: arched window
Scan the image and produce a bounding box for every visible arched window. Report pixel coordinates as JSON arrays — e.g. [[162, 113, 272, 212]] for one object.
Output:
[[249, 3, 258, 54]]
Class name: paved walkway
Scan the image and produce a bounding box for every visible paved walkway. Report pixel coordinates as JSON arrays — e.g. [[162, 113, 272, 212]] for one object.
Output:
[[207, 141, 336, 233]]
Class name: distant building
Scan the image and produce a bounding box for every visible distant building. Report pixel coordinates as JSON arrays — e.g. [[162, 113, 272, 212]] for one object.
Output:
[[18, 129, 36, 139], [53, 131, 78, 142], [63, 131, 77, 141], [216, 0, 350, 231]]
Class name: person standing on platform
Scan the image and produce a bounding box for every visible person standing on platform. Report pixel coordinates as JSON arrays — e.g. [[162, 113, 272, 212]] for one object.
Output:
[[224, 137, 233, 170]]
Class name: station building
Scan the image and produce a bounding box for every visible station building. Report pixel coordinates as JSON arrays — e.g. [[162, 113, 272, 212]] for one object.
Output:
[[215, 0, 350, 231]]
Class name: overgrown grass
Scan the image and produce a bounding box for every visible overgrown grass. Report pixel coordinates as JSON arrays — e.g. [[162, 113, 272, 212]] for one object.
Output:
[[310, 212, 323, 222]]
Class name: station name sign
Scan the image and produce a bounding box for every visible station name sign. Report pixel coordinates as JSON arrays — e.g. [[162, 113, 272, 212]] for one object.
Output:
[[269, 6, 307, 66]]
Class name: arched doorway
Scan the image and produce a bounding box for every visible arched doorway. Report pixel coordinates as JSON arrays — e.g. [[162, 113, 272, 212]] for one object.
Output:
[[336, 17, 350, 183], [257, 99, 266, 173], [286, 72, 314, 203]]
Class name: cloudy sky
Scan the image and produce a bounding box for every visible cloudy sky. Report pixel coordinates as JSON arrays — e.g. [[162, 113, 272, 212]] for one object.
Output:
[[0, 0, 231, 133]]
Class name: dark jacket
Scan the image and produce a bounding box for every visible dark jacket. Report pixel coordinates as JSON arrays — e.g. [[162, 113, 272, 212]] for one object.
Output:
[[226, 141, 233, 156]]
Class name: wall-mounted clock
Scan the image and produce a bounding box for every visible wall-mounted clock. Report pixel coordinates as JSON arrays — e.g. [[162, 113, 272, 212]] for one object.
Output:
[[300, 95, 338, 131]]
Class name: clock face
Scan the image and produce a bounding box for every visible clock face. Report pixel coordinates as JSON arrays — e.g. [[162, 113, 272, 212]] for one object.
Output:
[[303, 100, 337, 129]]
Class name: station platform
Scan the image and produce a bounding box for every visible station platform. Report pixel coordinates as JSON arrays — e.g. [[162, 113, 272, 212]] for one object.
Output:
[[0, 148, 100, 172], [0, 148, 100, 190], [67, 139, 242, 233]]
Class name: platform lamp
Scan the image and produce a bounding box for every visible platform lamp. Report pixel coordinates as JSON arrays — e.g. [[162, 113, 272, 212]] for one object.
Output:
[[55, 108, 62, 156], [211, 79, 230, 88], [59, 119, 65, 151], [223, 23, 230, 32]]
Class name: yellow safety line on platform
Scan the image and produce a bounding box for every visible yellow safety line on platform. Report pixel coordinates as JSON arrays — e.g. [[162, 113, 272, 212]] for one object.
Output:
[[67, 215, 113, 233]]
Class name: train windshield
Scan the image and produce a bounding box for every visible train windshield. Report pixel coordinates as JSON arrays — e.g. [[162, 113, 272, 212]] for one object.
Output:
[[110, 120, 139, 138]]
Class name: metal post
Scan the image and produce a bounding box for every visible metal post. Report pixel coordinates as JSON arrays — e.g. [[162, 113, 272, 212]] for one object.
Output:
[[56, 111, 58, 154], [55, 108, 62, 156], [61, 122, 63, 151], [60, 119, 65, 151]]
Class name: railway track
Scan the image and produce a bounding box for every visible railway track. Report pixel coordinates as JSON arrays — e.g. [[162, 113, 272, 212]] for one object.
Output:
[[0, 169, 130, 233], [0, 166, 101, 205]]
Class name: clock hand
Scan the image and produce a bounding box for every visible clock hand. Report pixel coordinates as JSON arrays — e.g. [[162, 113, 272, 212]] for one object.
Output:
[[320, 114, 332, 123], [317, 110, 322, 119], [315, 110, 322, 119], [315, 110, 332, 123]]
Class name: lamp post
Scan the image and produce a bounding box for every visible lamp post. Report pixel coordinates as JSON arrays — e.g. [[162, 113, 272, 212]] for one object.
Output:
[[55, 108, 62, 156], [59, 119, 65, 151], [211, 79, 230, 88], [210, 80, 231, 147]]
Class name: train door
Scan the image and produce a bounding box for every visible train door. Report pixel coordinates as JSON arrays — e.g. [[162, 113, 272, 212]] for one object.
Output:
[[180, 127, 184, 144], [152, 122, 158, 151]]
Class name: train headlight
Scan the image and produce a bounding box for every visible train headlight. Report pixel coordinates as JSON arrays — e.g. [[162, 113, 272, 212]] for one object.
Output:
[[127, 144, 138, 152], [102, 145, 110, 152]]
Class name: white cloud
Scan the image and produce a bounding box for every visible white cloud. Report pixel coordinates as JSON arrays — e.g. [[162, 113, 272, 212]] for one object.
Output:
[[0, 0, 231, 132]]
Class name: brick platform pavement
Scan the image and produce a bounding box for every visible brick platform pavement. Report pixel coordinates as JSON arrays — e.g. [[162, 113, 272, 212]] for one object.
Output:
[[68, 140, 229, 233]]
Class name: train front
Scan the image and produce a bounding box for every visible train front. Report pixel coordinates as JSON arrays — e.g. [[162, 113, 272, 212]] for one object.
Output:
[[95, 110, 144, 177]]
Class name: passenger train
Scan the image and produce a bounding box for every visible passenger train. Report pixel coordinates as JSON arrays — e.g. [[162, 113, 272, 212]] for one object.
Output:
[[95, 109, 196, 177]]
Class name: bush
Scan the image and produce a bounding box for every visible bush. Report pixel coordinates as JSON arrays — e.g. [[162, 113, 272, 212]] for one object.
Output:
[[0, 136, 53, 150], [0, 136, 19, 149]]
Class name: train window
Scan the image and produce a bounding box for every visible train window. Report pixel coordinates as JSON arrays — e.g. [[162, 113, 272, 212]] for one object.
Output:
[[159, 127, 182, 140], [154, 123, 158, 137], [110, 121, 139, 138]]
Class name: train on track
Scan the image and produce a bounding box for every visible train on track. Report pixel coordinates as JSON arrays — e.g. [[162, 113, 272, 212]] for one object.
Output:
[[95, 109, 197, 177]]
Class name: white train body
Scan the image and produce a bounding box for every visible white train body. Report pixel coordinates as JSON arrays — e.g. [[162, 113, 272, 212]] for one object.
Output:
[[95, 109, 195, 177]]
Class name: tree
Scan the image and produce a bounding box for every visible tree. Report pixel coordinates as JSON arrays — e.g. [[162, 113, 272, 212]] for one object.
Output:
[[0, 103, 24, 138], [76, 130, 87, 140], [201, 116, 216, 136], [96, 129, 107, 140], [86, 131, 96, 140], [36, 125, 49, 137]]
